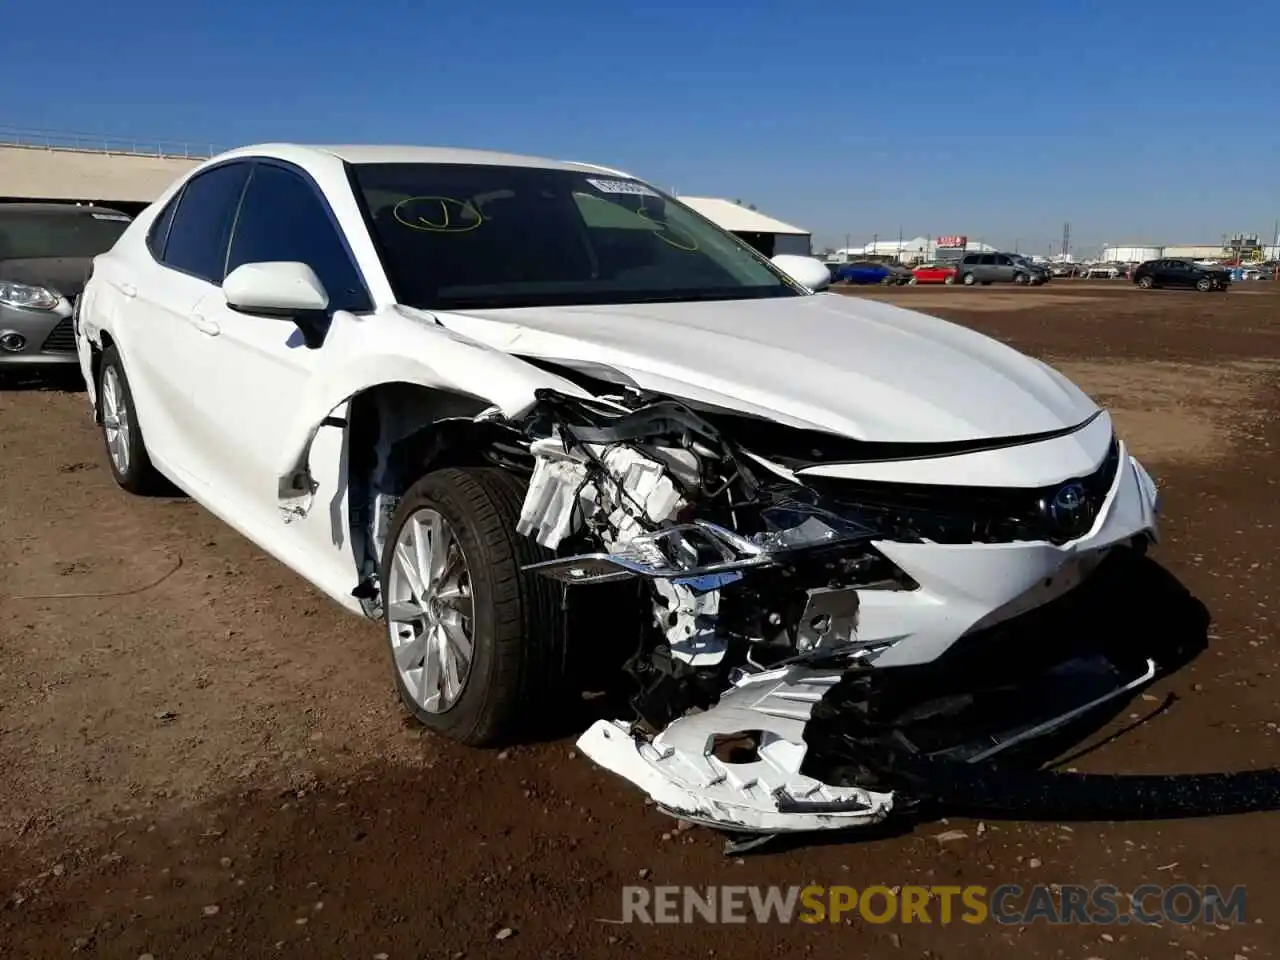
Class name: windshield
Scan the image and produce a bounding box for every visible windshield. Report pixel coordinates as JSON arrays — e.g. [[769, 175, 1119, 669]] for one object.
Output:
[[0, 209, 131, 260], [351, 163, 802, 310]]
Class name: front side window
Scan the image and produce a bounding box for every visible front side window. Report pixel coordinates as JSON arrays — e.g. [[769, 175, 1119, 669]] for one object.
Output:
[[162, 162, 251, 283], [0, 209, 130, 260], [227, 163, 371, 313], [352, 163, 801, 310]]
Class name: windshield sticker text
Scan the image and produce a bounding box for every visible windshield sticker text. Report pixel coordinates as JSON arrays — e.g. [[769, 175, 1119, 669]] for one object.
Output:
[[585, 178, 658, 198]]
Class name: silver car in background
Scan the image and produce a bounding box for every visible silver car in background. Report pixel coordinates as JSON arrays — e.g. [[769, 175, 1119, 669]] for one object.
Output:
[[956, 251, 1047, 286], [0, 203, 132, 368]]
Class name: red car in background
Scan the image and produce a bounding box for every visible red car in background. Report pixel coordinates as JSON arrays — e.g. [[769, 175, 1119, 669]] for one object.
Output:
[[910, 262, 957, 285]]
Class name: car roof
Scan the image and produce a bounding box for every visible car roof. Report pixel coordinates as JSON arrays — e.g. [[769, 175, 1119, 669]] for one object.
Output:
[[209, 142, 631, 177], [0, 202, 130, 218]]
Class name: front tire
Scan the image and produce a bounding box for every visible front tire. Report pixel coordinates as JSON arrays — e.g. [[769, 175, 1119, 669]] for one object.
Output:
[[98, 346, 164, 495], [1138, 275, 1155, 289], [380, 467, 564, 747], [1196, 277, 1212, 292]]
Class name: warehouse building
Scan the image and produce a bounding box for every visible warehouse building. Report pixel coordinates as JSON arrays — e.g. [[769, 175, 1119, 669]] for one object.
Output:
[[675, 196, 811, 257]]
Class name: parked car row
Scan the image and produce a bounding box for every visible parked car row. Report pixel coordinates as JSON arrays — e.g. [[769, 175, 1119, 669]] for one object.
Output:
[[825, 252, 1050, 287]]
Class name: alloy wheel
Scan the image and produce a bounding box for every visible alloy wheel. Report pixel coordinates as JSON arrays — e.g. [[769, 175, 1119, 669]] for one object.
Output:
[[101, 365, 131, 476], [385, 508, 475, 713]]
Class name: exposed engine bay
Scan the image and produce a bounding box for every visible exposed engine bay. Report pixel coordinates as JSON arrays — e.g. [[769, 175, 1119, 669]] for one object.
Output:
[[347, 376, 1163, 839]]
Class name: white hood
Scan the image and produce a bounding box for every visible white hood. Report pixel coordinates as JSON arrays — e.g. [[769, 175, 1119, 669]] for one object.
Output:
[[427, 293, 1098, 444]]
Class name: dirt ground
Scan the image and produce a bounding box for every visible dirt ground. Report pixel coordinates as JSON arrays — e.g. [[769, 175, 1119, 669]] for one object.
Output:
[[2, 282, 1278, 959]]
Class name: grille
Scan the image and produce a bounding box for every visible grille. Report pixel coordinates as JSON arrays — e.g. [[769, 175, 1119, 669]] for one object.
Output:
[[803, 438, 1122, 546], [40, 317, 76, 353]]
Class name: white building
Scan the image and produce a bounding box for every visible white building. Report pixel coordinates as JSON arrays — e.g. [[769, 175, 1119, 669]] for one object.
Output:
[[1101, 245, 1162, 263], [675, 196, 811, 257], [1161, 244, 1225, 260]]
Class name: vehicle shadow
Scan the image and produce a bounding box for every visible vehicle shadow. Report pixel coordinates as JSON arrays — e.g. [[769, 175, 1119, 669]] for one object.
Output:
[[739, 555, 1280, 855], [0, 366, 86, 392]]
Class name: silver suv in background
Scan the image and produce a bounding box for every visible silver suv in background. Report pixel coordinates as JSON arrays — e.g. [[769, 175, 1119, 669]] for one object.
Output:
[[0, 203, 132, 368], [956, 251, 1048, 286]]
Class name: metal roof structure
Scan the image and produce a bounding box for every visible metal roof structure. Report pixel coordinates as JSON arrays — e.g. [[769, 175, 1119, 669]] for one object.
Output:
[[675, 196, 809, 236]]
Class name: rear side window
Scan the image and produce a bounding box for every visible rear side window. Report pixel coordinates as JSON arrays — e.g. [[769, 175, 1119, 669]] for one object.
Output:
[[226, 163, 371, 313], [146, 196, 180, 259], [161, 163, 251, 283]]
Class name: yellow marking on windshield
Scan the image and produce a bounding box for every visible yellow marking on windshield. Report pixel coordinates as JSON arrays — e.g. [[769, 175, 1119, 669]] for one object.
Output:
[[393, 196, 484, 233], [637, 207, 699, 251]]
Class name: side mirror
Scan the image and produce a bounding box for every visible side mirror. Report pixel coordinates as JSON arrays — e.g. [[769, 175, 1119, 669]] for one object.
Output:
[[223, 261, 329, 317], [771, 254, 832, 292]]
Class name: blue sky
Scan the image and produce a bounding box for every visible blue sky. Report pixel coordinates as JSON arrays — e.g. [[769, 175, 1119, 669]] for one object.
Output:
[[3, 1, 1277, 254]]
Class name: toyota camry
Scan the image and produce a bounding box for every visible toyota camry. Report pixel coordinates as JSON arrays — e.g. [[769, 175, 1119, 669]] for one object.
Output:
[[75, 144, 1163, 837]]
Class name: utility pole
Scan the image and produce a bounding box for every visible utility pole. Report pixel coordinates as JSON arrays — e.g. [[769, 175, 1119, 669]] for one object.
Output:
[[1062, 222, 1070, 259]]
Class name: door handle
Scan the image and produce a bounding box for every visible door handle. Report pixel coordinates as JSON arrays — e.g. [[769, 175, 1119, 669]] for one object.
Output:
[[190, 312, 221, 336], [113, 280, 136, 298]]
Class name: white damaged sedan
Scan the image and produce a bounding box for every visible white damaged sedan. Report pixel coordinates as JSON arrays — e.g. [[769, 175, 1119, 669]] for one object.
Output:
[[77, 144, 1162, 837]]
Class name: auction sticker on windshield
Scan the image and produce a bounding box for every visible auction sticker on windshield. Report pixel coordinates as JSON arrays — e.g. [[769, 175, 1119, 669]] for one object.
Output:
[[585, 178, 658, 197]]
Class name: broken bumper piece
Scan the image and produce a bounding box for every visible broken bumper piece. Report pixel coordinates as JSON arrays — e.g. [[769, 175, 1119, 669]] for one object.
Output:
[[577, 666, 896, 834], [578, 652, 1161, 835]]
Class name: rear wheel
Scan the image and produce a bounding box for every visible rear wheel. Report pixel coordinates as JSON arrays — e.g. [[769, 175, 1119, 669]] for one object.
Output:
[[98, 346, 165, 495], [962, 272, 976, 286], [380, 467, 565, 746]]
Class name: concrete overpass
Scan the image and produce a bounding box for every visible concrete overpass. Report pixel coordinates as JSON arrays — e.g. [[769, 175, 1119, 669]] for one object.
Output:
[[1, 134, 207, 214]]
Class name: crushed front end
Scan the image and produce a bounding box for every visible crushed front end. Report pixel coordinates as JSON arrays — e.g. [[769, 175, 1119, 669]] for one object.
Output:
[[506, 382, 1162, 836]]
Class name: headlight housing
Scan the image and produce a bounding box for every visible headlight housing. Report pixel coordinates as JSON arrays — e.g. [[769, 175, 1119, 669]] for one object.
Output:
[[0, 280, 60, 311]]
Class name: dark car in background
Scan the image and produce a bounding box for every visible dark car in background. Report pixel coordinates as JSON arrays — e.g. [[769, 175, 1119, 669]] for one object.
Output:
[[829, 259, 912, 285], [0, 203, 132, 367], [1131, 258, 1230, 292]]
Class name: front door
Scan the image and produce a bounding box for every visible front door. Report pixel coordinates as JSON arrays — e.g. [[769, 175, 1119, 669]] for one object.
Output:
[[185, 159, 377, 573]]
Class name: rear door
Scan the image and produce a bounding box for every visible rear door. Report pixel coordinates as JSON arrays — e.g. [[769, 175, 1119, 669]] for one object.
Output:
[[1164, 260, 1192, 287], [111, 161, 251, 478]]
